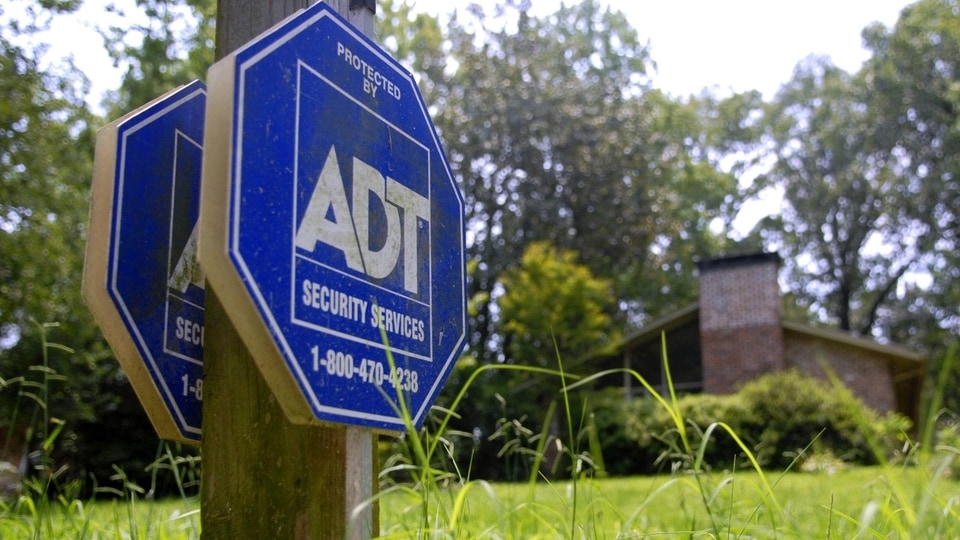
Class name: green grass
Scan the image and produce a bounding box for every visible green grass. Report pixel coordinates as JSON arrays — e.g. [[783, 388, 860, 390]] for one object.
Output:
[[377, 465, 959, 538], [4, 330, 957, 537], [0, 496, 200, 539], [2, 466, 956, 538]]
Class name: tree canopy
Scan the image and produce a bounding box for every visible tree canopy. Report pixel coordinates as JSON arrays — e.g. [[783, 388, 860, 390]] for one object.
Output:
[[862, 0, 960, 344], [384, 0, 743, 364], [753, 0, 960, 349], [758, 56, 918, 335]]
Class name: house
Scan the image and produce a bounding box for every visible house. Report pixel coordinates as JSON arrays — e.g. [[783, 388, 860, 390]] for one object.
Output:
[[594, 252, 926, 423]]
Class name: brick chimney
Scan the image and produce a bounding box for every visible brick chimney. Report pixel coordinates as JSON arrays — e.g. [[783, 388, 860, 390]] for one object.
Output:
[[698, 252, 785, 394]]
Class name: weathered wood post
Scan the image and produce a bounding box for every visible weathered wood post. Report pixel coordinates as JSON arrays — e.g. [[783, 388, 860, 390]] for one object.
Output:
[[201, 1, 377, 539]]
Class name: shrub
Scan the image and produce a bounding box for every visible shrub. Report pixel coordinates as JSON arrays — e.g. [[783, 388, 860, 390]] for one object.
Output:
[[671, 392, 752, 469], [587, 388, 663, 475], [735, 370, 910, 469], [595, 370, 911, 473]]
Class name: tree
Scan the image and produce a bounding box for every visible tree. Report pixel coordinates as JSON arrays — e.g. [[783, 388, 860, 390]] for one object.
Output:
[[0, 0, 134, 484], [499, 241, 618, 367], [860, 0, 960, 412], [758, 56, 921, 336], [413, 0, 740, 364], [437, 241, 618, 480], [751, 2, 960, 412], [863, 0, 960, 244], [861, 0, 960, 342], [1, 0, 94, 358], [1, 0, 201, 493], [100, 0, 215, 115]]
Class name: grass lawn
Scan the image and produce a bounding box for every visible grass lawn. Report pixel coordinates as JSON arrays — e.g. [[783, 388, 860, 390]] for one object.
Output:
[[380, 465, 959, 538], [0, 496, 201, 539], [2, 465, 956, 538]]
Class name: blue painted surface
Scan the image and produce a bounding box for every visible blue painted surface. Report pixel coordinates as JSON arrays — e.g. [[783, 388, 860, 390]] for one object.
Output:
[[108, 81, 206, 441], [227, 3, 466, 430]]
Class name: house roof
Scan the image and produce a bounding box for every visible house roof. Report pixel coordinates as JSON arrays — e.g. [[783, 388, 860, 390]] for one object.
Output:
[[780, 320, 922, 364], [606, 303, 923, 367], [612, 302, 699, 353]]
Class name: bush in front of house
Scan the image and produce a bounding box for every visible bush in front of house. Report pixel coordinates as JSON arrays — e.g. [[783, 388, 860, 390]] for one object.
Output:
[[593, 370, 912, 474], [587, 388, 664, 475], [733, 369, 911, 469]]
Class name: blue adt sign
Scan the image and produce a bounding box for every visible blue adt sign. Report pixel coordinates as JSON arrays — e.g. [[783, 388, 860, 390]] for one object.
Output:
[[224, 3, 466, 430], [108, 81, 206, 442]]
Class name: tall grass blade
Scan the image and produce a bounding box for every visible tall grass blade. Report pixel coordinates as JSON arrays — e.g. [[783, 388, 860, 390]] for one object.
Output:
[[921, 342, 957, 454]]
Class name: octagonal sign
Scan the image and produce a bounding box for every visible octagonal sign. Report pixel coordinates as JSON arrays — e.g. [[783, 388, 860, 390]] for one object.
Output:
[[83, 81, 206, 444], [201, 2, 466, 431]]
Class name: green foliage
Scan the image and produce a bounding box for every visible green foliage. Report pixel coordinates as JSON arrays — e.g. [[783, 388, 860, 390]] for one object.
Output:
[[734, 370, 909, 468], [585, 388, 662, 476], [100, 0, 215, 115], [596, 370, 910, 472], [414, 0, 741, 365], [377, 0, 446, 86], [0, 1, 140, 490], [0, 10, 95, 352], [754, 0, 960, 412], [499, 242, 618, 366], [427, 242, 620, 481]]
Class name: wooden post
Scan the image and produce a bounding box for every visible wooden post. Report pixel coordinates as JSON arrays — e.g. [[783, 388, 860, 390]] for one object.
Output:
[[201, 1, 378, 539]]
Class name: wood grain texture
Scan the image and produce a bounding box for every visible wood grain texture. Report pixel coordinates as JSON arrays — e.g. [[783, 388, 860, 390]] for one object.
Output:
[[201, 291, 354, 539]]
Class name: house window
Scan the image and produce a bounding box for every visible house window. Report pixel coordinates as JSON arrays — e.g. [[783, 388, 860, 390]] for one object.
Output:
[[623, 325, 703, 399]]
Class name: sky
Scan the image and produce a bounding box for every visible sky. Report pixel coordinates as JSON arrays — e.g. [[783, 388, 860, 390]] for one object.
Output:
[[599, 0, 914, 99], [407, 0, 915, 99], [28, 0, 916, 109]]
